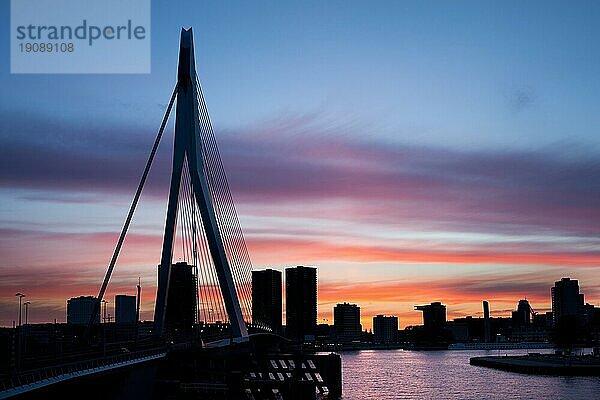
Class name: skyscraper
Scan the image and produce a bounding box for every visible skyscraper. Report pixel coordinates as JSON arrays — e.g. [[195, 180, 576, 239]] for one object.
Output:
[[482, 301, 491, 343], [252, 269, 282, 334], [66, 296, 100, 325], [285, 266, 317, 341], [159, 262, 198, 334], [415, 302, 446, 330], [334, 302, 361, 343], [115, 294, 137, 324], [551, 278, 584, 326], [373, 315, 398, 344]]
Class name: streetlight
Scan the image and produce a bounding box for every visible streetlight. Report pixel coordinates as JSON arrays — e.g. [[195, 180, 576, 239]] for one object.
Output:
[[23, 302, 31, 325], [101, 299, 108, 323], [15, 293, 25, 327]]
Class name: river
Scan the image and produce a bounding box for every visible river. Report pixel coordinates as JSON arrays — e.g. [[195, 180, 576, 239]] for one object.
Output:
[[340, 349, 600, 399]]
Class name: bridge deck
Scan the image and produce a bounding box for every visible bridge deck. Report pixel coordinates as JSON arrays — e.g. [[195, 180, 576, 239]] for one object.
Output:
[[0, 348, 166, 399]]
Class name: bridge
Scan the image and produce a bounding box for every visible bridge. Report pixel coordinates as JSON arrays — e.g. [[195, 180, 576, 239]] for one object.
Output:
[[0, 28, 341, 400]]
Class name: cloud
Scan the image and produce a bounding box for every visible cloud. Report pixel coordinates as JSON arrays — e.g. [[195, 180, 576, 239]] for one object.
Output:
[[1, 112, 599, 326], [246, 236, 600, 267], [2, 113, 599, 239]]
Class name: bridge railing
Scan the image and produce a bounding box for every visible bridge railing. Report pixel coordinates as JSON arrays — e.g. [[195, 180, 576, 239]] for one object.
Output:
[[0, 347, 166, 393]]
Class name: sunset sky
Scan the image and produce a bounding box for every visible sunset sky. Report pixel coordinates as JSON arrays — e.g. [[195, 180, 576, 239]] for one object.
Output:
[[1, 1, 599, 330]]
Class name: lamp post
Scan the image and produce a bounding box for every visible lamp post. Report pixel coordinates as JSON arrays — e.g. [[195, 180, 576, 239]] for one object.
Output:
[[23, 302, 30, 325], [101, 299, 108, 324], [15, 293, 25, 327], [23, 301, 31, 325]]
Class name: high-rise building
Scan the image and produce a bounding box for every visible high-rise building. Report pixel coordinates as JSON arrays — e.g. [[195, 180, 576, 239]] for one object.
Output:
[[67, 296, 100, 325], [159, 262, 197, 334], [373, 315, 398, 344], [334, 303, 361, 343], [285, 266, 317, 341], [115, 295, 137, 324], [551, 278, 584, 326], [483, 301, 491, 343], [511, 299, 532, 327], [415, 302, 446, 330], [252, 269, 282, 334]]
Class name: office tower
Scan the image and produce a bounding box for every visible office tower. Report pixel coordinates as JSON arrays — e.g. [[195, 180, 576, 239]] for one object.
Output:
[[159, 261, 197, 334], [415, 302, 446, 330], [115, 295, 137, 324], [483, 301, 491, 343], [66, 296, 100, 325], [252, 268, 282, 334], [551, 278, 583, 326], [373, 315, 399, 344], [333, 303, 361, 343], [285, 266, 317, 341]]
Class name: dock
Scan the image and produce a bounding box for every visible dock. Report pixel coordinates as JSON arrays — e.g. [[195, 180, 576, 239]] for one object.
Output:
[[470, 354, 600, 376]]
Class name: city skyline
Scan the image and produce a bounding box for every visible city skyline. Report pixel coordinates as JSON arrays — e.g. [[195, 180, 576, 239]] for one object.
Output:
[[1, 1, 600, 329], [9, 270, 592, 332]]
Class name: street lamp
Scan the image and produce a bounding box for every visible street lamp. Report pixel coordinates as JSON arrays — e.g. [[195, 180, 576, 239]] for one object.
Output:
[[101, 299, 108, 324], [15, 293, 25, 327], [23, 302, 31, 325]]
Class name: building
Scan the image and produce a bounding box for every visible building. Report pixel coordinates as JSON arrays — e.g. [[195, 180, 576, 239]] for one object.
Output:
[[446, 320, 470, 343], [252, 269, 282, 334], [159, 262, 197, 334], [415, 302, 446, 331], [66, 296, 99, 325], [333, 303, 361, 343], [533, 311, 553, 330], [511, 299, 532, 328], [483, 301, 491, 343], [373, 315, 398, 344], [582, 303, 598, 329], [115, 295, 137, 324], [285, 266, 317, 341], [552, 278, 584, 326]]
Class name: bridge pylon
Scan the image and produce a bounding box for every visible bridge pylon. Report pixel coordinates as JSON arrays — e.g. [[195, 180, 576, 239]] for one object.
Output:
[[153, 28, 248, 340]]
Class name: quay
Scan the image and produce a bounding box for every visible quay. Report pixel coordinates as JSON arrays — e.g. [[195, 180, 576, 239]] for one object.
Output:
[[470, 353, 600, 376]]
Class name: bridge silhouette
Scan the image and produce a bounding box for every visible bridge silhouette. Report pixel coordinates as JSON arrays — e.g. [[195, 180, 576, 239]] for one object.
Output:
[[0, 28, 341, 400], [92, 27, 252, 342]]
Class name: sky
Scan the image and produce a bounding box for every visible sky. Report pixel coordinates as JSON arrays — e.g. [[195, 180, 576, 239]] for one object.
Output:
[[0, 1, 599, 330]]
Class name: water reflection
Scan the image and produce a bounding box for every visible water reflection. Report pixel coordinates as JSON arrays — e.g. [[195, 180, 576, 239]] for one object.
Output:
[[341, 349, 599, 399]]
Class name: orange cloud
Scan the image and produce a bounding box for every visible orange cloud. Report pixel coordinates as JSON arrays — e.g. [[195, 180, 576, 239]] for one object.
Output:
[[248, 236, 600, 267]]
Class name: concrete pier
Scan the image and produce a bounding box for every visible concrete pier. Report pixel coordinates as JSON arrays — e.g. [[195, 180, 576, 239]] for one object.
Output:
[[470, 354, 600, 376]]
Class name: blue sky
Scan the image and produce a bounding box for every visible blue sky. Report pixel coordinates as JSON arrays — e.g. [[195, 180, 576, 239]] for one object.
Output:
[[2, 1, 599, 146]]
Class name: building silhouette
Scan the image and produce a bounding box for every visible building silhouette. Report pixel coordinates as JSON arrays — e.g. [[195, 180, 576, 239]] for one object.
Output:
[[373, 315, 398, 344], [333, 303, 361, 343], [483, 301, 491, 343], [552, 278, 583, 326], [115, 295, 137, 324], [512, 299, 532, 328], [159, 262, 197, 335], [252, 269, 282, 334], [415, 302, 446, 330], [66, 296, 100, 325], [533, 311, 553, 330], [285, 266, 317, 341]]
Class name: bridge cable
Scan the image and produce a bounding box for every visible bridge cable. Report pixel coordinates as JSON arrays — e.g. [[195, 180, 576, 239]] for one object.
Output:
[[195, 107, 252, 323], [194, 77, 254, 322], [87, 85, 178, 332], [193, 79, 249, 322]]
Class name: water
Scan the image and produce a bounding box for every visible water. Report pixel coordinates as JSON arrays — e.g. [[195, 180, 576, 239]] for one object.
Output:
[[341, 349, 600, 399]]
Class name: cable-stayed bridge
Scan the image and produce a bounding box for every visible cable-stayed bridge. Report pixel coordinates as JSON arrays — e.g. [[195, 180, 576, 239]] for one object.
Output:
[[92, 27, 252, 342], [0, 28, 341, 400]]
